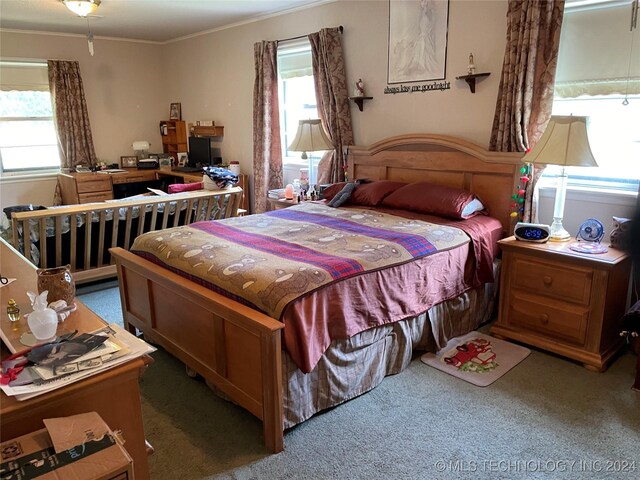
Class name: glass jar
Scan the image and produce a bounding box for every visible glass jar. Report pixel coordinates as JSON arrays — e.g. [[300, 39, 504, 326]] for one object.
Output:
[[37, 265, 75, 305], [7, 298, 20, 322]]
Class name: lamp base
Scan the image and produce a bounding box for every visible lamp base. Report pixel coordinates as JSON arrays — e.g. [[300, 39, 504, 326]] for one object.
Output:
[[548, 217, 571, 242]]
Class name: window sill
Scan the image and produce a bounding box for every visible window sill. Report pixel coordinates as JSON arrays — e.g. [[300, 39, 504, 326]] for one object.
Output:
[[539, 184, 638, 207], [0, 170, 60, 183]]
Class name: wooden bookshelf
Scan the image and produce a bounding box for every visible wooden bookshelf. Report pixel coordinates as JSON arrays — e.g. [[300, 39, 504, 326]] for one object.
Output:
[[160, 120, 187, 160]]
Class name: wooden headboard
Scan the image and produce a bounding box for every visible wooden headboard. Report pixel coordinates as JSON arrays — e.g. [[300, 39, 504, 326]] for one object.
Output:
[[347, 134, 524, 234]]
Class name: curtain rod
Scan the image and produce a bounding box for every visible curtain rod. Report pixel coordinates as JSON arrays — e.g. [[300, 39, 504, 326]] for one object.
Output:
[[277, 25, 343, 44]]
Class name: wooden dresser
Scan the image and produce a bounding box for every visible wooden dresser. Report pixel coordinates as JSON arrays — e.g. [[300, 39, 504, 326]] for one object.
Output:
[[492, 236, 631, 371]]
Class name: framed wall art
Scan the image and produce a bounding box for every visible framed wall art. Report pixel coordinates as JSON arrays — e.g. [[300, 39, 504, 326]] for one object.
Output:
[[169, 102, 181, 120], [388, 0, 450, 84]]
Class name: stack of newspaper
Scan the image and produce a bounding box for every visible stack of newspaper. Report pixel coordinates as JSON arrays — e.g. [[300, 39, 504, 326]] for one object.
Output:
[[268, 188, 286, 199], [1, 324, 155, 401]]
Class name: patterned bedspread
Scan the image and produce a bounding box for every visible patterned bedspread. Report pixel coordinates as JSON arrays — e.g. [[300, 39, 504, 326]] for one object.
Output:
[[131, 202, 470, 371]]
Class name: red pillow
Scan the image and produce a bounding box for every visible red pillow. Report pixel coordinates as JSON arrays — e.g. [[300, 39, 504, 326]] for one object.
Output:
[[321, 182, 347, 201], [322, 180, 406, 206], [381, 181, 481, 219]]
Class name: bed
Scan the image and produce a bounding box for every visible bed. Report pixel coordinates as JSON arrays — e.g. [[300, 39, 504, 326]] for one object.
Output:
[[110, 134, 523, 452]]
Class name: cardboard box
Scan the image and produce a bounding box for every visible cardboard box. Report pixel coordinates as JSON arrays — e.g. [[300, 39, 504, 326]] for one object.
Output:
[[0, 412, 133, 480]]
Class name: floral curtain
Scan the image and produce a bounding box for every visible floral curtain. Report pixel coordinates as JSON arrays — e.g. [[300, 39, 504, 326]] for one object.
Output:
[[252, 41, 283, 214], [489, 0, 564, 223], [48, 60, 97, 205], [309, 27, 354, 184], [48, 61, 97, 170]]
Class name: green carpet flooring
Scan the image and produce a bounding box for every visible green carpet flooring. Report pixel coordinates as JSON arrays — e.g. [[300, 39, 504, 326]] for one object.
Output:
[[78, 284, 640, 480]]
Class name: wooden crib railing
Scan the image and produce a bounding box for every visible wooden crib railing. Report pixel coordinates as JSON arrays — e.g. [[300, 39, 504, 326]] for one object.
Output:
[[10, 188, 242, 283]]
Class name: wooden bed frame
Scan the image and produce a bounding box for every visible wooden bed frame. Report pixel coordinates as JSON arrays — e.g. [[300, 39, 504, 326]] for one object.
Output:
[[110, 134, 523, 452]]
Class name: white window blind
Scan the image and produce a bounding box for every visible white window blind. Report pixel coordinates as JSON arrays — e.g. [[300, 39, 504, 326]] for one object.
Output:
[[545, 1, 640, 192], [555, 1, 639, 98], [277, 39, 321, 183], [0, 61, 60, 173]]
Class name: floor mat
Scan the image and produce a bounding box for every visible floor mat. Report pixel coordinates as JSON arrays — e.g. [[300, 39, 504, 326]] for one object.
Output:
[[420, 331, 530, 387]]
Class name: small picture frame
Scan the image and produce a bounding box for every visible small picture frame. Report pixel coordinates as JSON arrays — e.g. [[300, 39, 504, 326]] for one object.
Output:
[[176, 152, 188, 167], [120, 156, 138, 168], [159, 156, 172, 168], [169, 102, 182, 120]]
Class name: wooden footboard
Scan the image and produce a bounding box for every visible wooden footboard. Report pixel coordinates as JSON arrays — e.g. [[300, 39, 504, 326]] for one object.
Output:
[[110, 247, 285, 452]]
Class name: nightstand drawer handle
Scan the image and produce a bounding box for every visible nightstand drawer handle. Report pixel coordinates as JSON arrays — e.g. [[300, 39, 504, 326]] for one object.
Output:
[[543, 275, 553, 286], [539, 313, 549, 325]]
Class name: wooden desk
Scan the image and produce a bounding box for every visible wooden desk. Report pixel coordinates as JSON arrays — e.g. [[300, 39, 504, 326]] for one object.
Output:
[[0, 238, 152, 480], [59, 169, 251, 213]]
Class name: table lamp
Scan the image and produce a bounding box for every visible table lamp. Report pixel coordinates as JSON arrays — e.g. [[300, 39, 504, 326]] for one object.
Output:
[[524, 115, 598, 241], [288, 119, 333, 160]]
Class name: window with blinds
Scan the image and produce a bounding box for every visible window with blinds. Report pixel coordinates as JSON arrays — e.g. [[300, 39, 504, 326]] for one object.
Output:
[[0, 61, 60, 173], [545, 1, 640, 192], [277, 39, 320, 181]]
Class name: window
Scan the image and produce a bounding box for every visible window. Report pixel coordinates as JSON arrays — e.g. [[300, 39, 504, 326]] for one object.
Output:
[[544, 0, 640, 192], [277, 39, 321, 184], [0, 61, 60, 174], [549, 94, 640, 191]]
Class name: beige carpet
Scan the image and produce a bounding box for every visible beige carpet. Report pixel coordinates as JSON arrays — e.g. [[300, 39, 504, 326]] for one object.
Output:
[[420, 331, 531, 386]]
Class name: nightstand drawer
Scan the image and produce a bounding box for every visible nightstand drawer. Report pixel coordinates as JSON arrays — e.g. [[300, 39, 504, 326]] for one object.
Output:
[[512, 257, 592, 305], [76, 176, 112, 193], [508, 291, 589, 345]]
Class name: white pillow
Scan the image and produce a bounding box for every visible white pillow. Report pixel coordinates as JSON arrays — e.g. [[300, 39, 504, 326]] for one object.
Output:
[[461, 198, 485, 217]]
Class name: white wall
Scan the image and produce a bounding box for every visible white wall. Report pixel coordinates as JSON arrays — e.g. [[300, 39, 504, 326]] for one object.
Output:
[[0, 30, 165, 210], [539, 187, 637, 240], [0, 175, 58, 209], [161, 0, 508, 176]]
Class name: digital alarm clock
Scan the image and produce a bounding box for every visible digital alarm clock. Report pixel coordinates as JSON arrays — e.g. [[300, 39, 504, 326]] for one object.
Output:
[[514, 222, 551, 243]]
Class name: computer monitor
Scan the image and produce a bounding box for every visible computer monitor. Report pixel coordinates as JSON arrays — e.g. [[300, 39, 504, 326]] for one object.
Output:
[[188, 137, 212, 167]]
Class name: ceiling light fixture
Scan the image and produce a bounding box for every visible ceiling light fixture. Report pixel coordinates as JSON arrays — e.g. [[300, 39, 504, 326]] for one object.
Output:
[[62, 0, 101, 17]]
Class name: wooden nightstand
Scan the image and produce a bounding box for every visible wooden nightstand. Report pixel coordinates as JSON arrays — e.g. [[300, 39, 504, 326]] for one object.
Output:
[[491, 236, 631, 372], [267, 197, 298, 210]]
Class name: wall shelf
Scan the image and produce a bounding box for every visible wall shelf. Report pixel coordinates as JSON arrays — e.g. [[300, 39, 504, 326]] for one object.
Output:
[[455, 72, 491, 93], [188, 122, 225, 137], [348, 96, 373, 111]]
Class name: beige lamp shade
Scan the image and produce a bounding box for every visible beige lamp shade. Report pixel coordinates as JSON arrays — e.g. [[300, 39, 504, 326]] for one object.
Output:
[[288, 119, 333, 159], [525, 115, 598, 242], [525, 115, 598, 167]]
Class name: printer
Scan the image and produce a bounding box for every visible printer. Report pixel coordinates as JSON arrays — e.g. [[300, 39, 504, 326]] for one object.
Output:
[[137, 158, 159, 169]]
